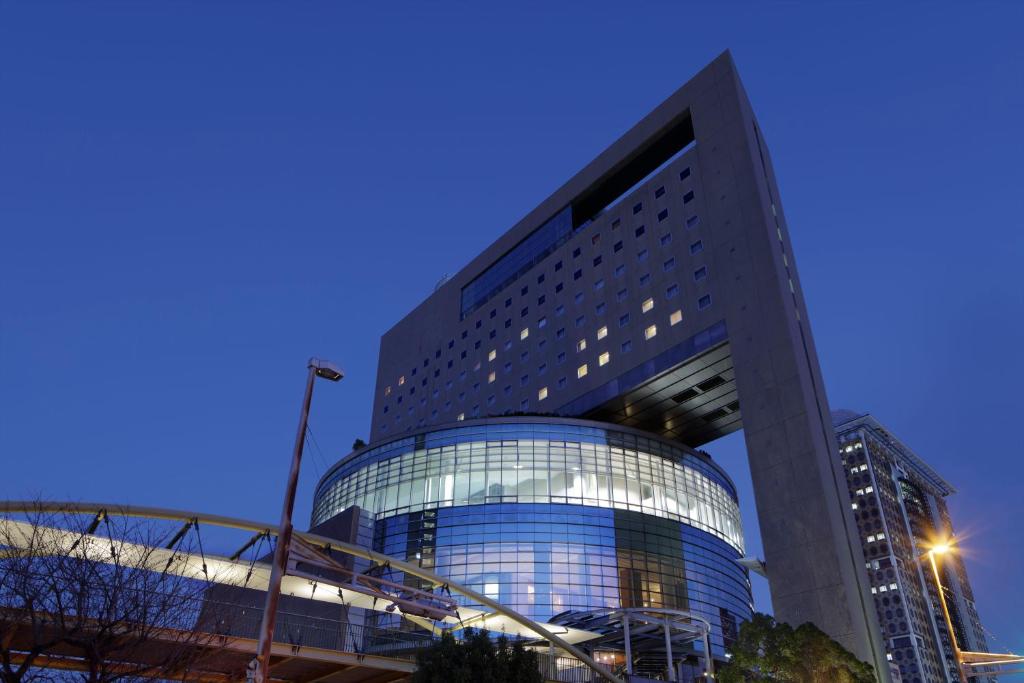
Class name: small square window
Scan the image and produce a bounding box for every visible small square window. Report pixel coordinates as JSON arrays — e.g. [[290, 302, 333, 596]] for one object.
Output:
[[558, 376, 567, 389], [447, 360, 453, 368], [694, 266, 708, 281], [556, 327, 566, 339], [555, 282, 564, 293], [639, 273, 651, 286], [521, 327, 529, 340], [621, 340, 632, 353], [599, 351, 610, 366], [572, 247, 581, 258], [504, 340, 512, 351], [655, 186, 665, 198], [617, 288, 628, 302], [660, 234, 672, 246], [475, 320, 482, 329], [461, 331, 468, 339], [642, 297, 654, 313], [670, 309, 683, 326], [505, 319, 512, 328], [520, 374, 529, 387], [488, 349, 497, 361], [577, 364, 589, 378], [538, 317, 548, 329], [686, 215, 699, 229], [690, 240, 704, 255], [520, 350, 529, 362], [635, 225, 645, 238], [488, 371, 496, 383], [633, 203, 642, 215], [521, 307, 528, 317], [555, 260, 563, 271], [537, 273, 545, 284], [521, 285, 528, 296], [574, 292, 584, 304], [595, 303, 606, 315], [538, 363, 547, 375], [487, 395, 495, 406], [489, 329, 496, 339], [489, 309, 496, 319], [619, 313, 630, 327], [614, 265, 626, 278], [593, 255, 602, 267], [611, 218, 620, 229], [504, 384, 512, 396], [644, 324, 658, 340], [537, 295, 546, 306], [473, 360, 481, 370], [575, 315, 585, 328], [698, 294, 712, 310], [448, 340, 455, 349], [557, 351, 566, 364], [614, 240, 623, 252], [592, 233, 600, 246], [666, 284, 679, 298], [576, 339, 587, 352], [556, 304, 565, 316], [679, 167, 691, 180], [663, 257, 676, 272], [573, 269, 582, 280], [505, 298, 512, 308], [504, 362, 512, 373], [683, 190, 695, 204], [597, 325, 608, 340], [538, 387, 548, 401], [594, 278, 604, 291], [637, 249, 648, 262], [457, 412, 465, 421], [657, 209, 668, 222]]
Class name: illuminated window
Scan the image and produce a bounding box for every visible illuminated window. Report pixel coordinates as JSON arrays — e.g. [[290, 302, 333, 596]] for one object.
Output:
[[456, 413, 465, 421], [473, 361, 481, 371], [642, 297, 654, 313], [384, 386, 392, 396], [670, 310, 683, 326], [488, 371, 496, 384], [520, 327, 529, 340], [398, 375, 405, 386], [599, 352, 610, 366], [597, 326, 608, 340], [576, 339, 587, 352], [488, 349, 496, 361], [538, 387, 548, 401], [644, 324, 657, 340], [577, 364, 588, 379]]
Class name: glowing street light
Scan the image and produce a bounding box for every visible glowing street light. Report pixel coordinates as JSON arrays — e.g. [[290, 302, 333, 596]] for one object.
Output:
[[924, 540, 967, 683]]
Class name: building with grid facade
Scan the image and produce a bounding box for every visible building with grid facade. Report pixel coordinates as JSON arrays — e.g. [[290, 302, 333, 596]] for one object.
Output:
[[834, 410, 995, 683], [312, 51, 892, 676]]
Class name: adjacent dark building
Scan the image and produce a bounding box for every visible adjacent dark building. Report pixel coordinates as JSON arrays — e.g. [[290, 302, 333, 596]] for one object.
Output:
[[316, 51, 891, 676], [834, 410, 995, 683]]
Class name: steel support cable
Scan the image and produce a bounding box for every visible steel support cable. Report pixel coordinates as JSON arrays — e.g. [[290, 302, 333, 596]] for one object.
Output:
[[191, 518, 210, 581]]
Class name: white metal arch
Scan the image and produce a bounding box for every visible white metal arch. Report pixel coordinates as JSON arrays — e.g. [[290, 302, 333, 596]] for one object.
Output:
[[0, 500, 622, 683]]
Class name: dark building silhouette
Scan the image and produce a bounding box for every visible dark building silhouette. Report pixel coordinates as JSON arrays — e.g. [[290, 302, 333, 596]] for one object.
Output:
[[834, 410, 995, 683]]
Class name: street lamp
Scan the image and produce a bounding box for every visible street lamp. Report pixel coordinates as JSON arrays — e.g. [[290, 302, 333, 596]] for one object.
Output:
[[252, 358, 344, 683], [925, 541, 968, 683]]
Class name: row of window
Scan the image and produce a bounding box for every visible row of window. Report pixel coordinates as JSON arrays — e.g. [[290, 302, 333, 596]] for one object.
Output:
[[383, 175, 705, 411]]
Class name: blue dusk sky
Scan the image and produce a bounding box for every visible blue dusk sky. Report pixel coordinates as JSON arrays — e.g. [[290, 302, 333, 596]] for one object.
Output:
[[2, 1, 1022, 654]]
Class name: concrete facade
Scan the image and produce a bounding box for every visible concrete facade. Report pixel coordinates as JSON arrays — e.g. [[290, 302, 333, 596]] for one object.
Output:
[[368, 51, 889, 676]]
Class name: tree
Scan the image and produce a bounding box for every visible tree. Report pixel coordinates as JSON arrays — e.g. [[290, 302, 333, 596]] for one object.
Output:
[[717, 613, 875, 683], [413, 629, 543, 683], [0, 505, 227, 682], [352, 438, 367, 450]]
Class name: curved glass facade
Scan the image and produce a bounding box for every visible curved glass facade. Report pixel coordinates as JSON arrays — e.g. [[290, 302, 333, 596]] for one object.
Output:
[[311, 418, 752, 657]]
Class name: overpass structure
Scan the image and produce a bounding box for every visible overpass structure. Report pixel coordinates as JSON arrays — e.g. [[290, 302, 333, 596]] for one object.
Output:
[[1, 501, 722, 682]]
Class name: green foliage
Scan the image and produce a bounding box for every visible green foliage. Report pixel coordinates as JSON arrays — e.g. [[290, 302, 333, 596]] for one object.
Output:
[[413, 629, 543, 683], [717, 613, 876, 683]]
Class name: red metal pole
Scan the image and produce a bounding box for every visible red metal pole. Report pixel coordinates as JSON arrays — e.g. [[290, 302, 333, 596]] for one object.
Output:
[[253, 364, 317, 682]]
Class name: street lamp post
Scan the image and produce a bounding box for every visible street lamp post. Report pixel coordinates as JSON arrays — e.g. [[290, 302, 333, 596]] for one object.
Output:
[[252, 358, 344, 683], [926, 543, 968, 683]]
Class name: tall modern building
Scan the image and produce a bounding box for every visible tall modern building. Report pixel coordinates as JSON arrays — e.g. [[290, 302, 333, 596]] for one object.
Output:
[[833, 410, 995, 683], [313, 51, 890, 677]]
